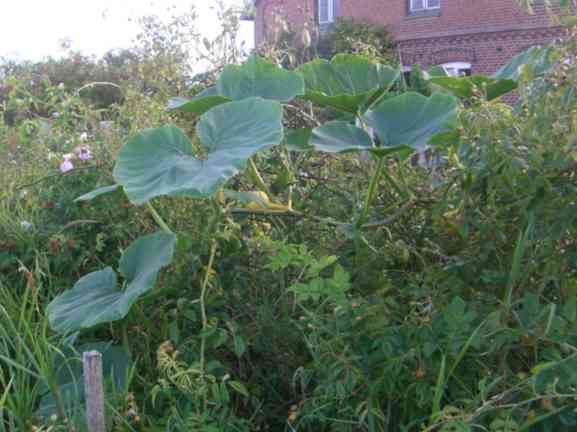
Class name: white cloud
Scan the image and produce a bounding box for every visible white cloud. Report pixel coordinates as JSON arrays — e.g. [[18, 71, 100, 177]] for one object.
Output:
[[0, 0, 253, 61]]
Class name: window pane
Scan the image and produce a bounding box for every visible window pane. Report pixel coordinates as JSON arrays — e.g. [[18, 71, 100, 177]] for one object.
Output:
[[427, 0, 440, 8], [441, 62, 472, 77], [411, 0, 425, 11]]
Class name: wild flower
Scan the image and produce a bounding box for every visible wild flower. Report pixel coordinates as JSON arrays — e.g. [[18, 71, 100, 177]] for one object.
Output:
[[79, 132, 89, 141], [60, 153, 74, 173], [75, 145, 92, 161]]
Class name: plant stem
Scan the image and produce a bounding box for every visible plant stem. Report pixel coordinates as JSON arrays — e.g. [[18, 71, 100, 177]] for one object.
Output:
[[357, 157, 386, 227], [395, 160, 414, 199], [121, 321, 131, 358], [248, 158, 273, 198], [382, 167, 409, 201], [146, 202, 172, 233], [361, 200, 416, 229], [504, 213, 534, 314], [199, 240, 217, 378]]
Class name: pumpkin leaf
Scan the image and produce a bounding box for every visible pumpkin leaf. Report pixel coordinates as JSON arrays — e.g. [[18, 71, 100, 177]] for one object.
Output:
[[217, 56, 305, 102], [430, 75, 517, 101], [297, 54, 399, 113], [47, 231, 177, 334], [363, 92, 459, 152], [310, 121, 373, 153], [166, 87, 231, 115], [113, 98, 284, 205], [284, 128, 313, 152]]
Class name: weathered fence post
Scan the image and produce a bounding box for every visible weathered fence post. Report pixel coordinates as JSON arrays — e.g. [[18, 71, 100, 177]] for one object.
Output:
[[83, 351, 106, 432]]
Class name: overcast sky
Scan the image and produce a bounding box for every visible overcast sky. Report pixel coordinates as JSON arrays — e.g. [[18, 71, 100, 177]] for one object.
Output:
[[0, 0, 253, 61]]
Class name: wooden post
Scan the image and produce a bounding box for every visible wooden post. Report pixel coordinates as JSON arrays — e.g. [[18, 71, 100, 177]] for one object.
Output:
[[83, 351, 106, 432]]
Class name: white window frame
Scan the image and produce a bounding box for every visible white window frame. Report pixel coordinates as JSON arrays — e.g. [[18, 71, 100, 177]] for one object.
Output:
[[441, 62, 472, 77], [410, 0, 441, 12], [318, 0, 335, 24]]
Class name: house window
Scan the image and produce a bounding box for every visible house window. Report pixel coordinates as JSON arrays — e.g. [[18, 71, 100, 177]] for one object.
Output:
[[441, 62, 472, 77], [410, 0, 441, 12], [319, 0, 336, 24]]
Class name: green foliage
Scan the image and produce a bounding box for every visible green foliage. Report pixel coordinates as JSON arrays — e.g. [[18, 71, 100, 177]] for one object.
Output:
[[5, 19, 577, 432], [318, 17, 396, 64], [0, 52, 130, 110]]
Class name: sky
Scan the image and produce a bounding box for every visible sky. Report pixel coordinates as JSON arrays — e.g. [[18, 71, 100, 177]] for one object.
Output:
[[0, 0, 254, 61]]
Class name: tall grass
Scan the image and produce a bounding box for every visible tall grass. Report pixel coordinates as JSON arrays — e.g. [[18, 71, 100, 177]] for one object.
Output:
[[0, 271, 82, 431]]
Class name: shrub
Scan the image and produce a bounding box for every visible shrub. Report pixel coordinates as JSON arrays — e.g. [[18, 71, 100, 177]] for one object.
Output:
[[317, 17, 396, 64]]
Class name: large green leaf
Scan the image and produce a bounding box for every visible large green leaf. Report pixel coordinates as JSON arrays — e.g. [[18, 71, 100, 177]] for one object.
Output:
[[47, 231, 176, 334], [297, 54, 400, 113], [363, 92, 459, 152], [303, 91, 372, 114], [167, 87, 231, 115], [113, 98, 283, 205], [493, 46, 558, 81], [167, 57, 303, 112], [310, 121, 373, 153], [217, 56, 305, 102], [430, 76, 517, 101]]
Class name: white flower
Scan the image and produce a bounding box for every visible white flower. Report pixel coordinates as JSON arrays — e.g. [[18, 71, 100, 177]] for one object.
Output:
[[20, 220, 33, 231], [79, 132, 89, 141]]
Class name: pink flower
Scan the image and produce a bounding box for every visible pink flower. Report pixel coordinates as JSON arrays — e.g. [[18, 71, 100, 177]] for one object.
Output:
[[60, 154, 74, 173], [74, 145, 92, 161]]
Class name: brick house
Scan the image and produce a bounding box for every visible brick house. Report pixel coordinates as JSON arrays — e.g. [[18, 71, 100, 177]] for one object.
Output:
[[254, 0, 566, 76]]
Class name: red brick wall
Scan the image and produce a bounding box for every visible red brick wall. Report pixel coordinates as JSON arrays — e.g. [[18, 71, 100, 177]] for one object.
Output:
[[344, 0, 552, 39], [399, 27, 564, 74], [255, 0, 566, 74]]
